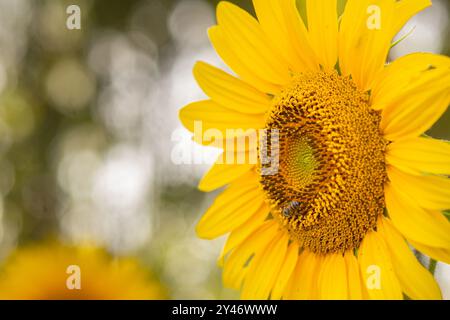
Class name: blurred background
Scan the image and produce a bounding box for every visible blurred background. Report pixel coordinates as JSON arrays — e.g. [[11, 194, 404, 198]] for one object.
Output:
[[0, 0, 448, 299]]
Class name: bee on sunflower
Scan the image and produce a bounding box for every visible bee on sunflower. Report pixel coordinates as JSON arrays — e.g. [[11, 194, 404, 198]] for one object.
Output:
[[179, 0, 450, 299]]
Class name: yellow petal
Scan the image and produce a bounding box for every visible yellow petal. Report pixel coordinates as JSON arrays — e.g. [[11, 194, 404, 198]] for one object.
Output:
[[199, 153, 255, 192], [208, 26, 281, 95], [358, 230, 403, 300], [386, 137, 450, 176], [393, 0, 432, 32], [196, 172, 265, 239], [371, 53, 450, 109], [339, 0, 394, 91], [306, 0, 338, 70], [222, 220, 279, 289], [339, 0, 430, 91], [388, 166, 450, 211], [218, 202, 270, 266], [180, 99, 264, 149], [194, 134, 261, 157], [279, 0, 320, 71], [381, 90, 450, 141], [318, 253, 348, 299], [345, 251, 365, 300], [219, 146, 259, 162], [373, 54, 450, 140], [216, 2, 291, 86], [410, 240, 450, 265], [193, 61, 271, 115], [385, 183, 450, 249], [180, 100, 265, 133], [379, 217, 442, 300], [271, 242, 299, 300], [284, 250, 320, 300], [252, 0, 318, 72], [241, 232, 290, 299]]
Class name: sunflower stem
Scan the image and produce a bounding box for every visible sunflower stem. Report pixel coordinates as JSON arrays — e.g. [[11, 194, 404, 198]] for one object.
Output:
[[428, 259, 437, 275]]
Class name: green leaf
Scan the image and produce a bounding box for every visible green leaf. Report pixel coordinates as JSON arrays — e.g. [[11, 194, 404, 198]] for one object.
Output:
[[444, 210, 450, 222], [428, 259, 437, 275]]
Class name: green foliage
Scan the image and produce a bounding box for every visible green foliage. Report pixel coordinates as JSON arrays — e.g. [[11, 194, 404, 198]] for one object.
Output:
[[444, 210, 450, 221]]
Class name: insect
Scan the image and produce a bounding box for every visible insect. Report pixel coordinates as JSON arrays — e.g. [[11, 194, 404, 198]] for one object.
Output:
[[282, 201, 301, 218]]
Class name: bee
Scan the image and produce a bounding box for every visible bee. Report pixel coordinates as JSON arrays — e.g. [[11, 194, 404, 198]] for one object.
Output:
[[282, 201, 301, 218]]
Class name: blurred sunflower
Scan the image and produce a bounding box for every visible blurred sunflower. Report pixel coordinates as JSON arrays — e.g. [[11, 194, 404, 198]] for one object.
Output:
[[179, 0, 450, 300], [0, 243, 167, 300]]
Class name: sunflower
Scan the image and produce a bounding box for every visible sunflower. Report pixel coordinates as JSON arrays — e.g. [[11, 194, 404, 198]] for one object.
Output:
[[179, 0, 450, 300], [0, 243, 167, 300]]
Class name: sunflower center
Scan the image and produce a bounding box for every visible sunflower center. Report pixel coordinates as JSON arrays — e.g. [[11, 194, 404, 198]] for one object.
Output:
[[259, 71, 387, 254], [283, 135, 318, 189]]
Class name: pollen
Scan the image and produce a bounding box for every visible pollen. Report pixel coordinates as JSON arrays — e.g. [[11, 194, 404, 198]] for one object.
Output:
[[259, 71, 387, 254]]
